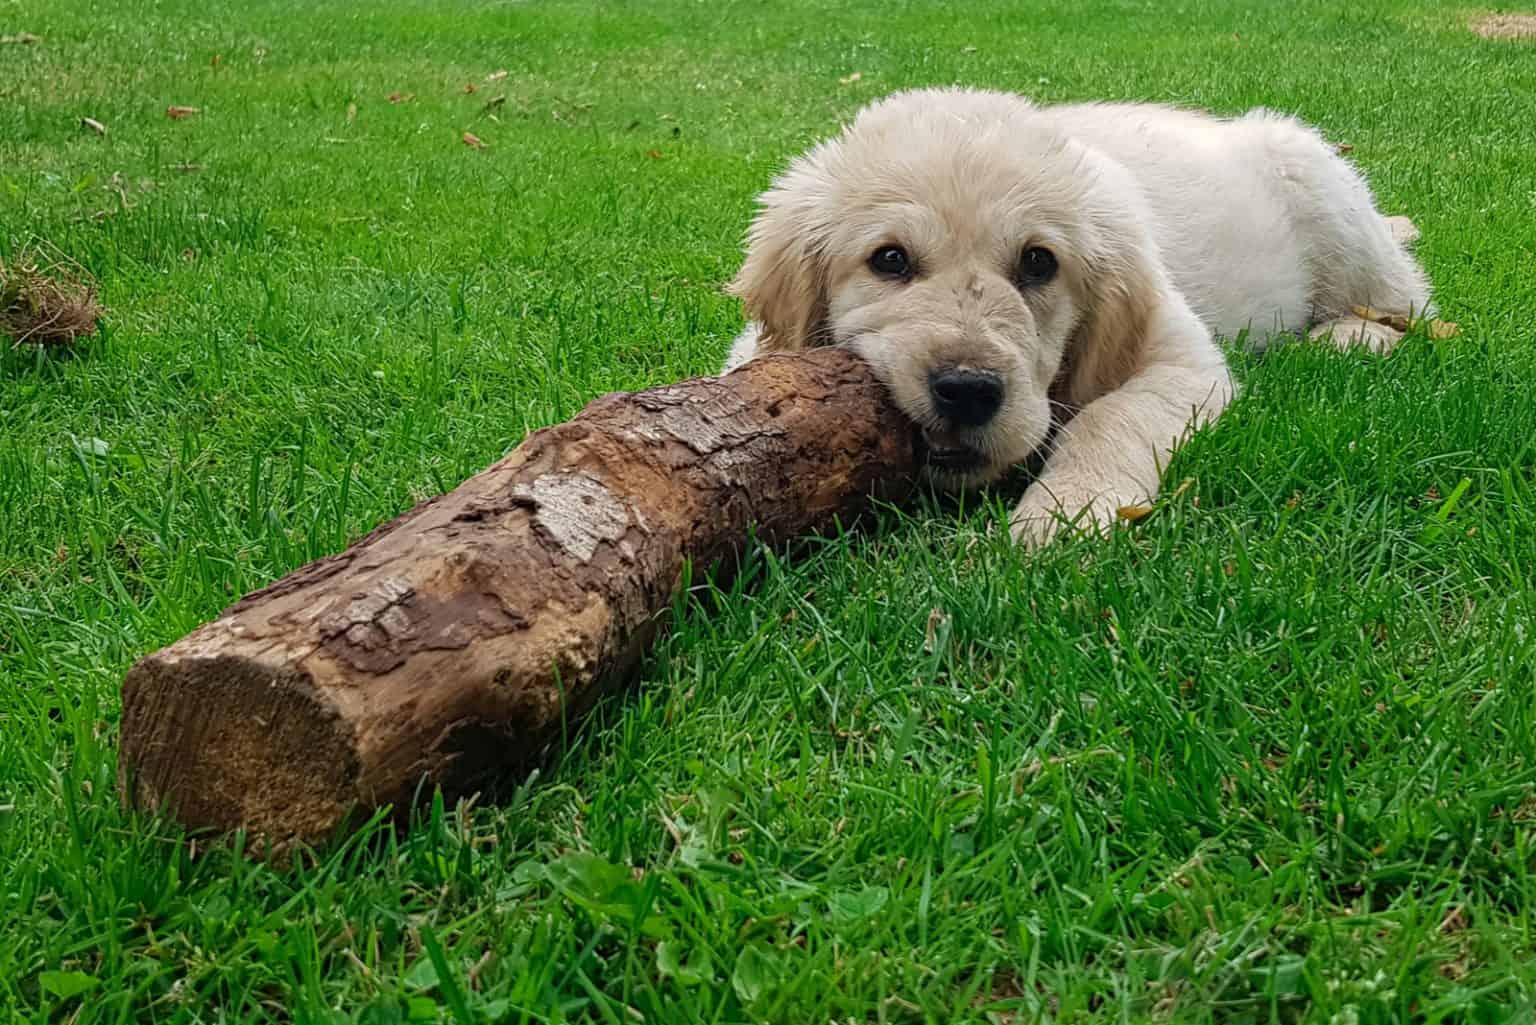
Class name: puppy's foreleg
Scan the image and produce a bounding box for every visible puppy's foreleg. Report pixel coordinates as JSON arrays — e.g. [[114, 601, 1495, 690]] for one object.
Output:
[[1011, 309, 1233, 547]]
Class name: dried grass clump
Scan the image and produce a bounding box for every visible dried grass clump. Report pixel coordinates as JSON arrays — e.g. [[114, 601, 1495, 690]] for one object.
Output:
[[1470, 13, 1536, 39], [0, 251, 103, 348]]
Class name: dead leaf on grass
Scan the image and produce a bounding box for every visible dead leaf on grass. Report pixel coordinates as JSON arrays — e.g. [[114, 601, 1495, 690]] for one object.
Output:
[[486, 69, 509, 82], [166, 105, 200, 120], [923, 607, 950, 654], [481, 94, 506, 114], [1471, 13, 1536, 39], [1351, 303, 1460, 339], [1439, 956, 1471, 981], [1117, 503, 1155, 523], [1440, 905, 1468, 934], [345, 102, 357, 124], [463, 82, 478, 95], [838, 71, 863, 85], [1352, 304, 1411, 332], [0, 32, 41, 45], [81, 117, 107, 136], [387, 91, 414, 104], [462, 131, 486, 149], [1335, 141, 1354, 154], [969, 971, 1029, 1024], [645, 148, 663, 159]]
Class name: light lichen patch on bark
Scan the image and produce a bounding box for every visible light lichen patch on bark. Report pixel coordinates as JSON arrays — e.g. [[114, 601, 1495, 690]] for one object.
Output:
[[513, 472, 635, 561]]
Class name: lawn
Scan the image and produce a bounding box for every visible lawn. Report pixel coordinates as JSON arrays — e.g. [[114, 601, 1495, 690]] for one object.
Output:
[[3, 0, 1536, 1020]]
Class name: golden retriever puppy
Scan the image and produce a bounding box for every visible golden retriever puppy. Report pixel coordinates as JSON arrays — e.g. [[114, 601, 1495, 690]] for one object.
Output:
[[722, 88, 1432, 545]]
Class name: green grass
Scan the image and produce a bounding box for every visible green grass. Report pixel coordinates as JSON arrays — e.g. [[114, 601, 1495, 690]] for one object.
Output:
[[3, 0, 1536, 1020]]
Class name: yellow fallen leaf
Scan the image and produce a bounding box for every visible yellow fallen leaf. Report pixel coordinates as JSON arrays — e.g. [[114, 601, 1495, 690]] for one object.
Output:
[[1352, 304, 1461, 340], [462, 131, 486, 149], [1351, 304, 1411, 332], [166, 105, 201, 120], [1117, 504, 1155, 523]]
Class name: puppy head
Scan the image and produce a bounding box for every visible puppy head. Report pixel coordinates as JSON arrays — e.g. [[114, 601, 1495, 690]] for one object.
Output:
[[730, 88, 1160, 488]]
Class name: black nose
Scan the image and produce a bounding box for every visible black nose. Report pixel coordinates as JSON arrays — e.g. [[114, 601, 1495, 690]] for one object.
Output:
[[929, 368, 1004, 427]]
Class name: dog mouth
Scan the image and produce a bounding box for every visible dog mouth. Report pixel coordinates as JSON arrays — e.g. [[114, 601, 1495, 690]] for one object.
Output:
[[919, 428, 986, 473]]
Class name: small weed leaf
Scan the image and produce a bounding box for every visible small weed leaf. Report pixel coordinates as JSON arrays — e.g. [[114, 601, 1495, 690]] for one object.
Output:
[[403, 956, 439, 992], [828, 885, 890, 923], [544, 852, 668, 937], [1248, 954, 1309, 998], [358, 998, 408, 1025], [731, 944, 783, 1004], [74, 436, 111, 458], [38, 970, 99, 1000], [657, 939, 713, 986]]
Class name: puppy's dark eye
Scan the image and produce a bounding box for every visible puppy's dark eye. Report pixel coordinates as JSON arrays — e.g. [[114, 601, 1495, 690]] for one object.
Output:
[[1016, 246, 1058, 287], [869, 245, 911, 279]]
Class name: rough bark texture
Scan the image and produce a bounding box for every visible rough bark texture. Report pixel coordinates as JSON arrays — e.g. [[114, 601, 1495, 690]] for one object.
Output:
[[118, 349, 918, 848]]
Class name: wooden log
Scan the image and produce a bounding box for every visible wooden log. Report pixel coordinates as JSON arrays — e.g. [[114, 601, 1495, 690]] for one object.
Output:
[[118, 349, 918, 848]]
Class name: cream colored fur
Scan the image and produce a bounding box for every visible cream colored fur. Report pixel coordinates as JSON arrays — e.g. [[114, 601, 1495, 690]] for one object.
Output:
[[722, 88, 1432, 545]]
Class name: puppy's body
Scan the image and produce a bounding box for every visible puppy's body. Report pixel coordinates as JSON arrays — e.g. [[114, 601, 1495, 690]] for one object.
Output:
[[724, 90, 1431, 543], [1033, 102, 1427, 346]]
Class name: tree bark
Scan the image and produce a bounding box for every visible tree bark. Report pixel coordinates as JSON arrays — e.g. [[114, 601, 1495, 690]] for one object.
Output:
[[118, 349, 918, 849]]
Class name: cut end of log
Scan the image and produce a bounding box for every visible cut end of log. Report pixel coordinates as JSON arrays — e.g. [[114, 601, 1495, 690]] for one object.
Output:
[[120, 652, 361, 846]]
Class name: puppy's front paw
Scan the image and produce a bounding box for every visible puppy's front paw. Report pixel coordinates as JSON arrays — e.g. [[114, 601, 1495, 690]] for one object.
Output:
[[1007, 487, 1120, 548]]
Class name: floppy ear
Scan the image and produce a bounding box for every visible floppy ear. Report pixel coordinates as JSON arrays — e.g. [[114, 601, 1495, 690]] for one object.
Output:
[[1054, 223, 1162, 408], [727, 165, 833, 354]]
